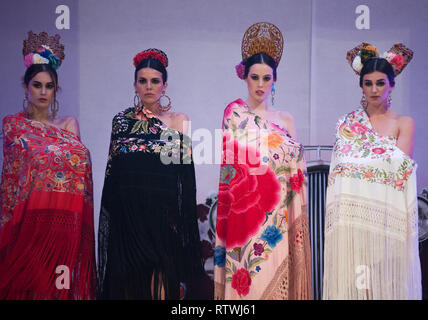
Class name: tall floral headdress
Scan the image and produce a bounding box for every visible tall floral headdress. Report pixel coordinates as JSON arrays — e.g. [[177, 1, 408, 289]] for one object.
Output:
[[133, 48, 168, 68], [236, 22, 284, 79], [346, 42, 413, 76], [22, 31, 65, 70]]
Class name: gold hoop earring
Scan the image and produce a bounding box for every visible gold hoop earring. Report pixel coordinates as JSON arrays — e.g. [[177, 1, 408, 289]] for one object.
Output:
[[134, 93, 142, 109], [158, 93, 171, 112]]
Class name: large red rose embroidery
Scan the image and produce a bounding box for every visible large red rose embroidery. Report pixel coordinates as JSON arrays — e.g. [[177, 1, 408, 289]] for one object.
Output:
[[231, 268, 252, 296], [216, 132, 281, 249]]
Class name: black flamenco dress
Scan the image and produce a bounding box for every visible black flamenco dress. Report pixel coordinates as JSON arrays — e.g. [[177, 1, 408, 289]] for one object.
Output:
[[97, 106, 208, 299]]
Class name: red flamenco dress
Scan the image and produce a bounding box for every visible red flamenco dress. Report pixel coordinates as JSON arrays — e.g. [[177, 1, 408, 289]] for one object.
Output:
[[0, 113, 96, 299]]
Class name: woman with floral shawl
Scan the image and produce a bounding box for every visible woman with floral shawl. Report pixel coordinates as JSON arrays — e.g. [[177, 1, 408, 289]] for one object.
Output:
[[323, 43, 421, 299], [97, 48, 208, 300], [214, 22, 312, 300], [0, 31, 96, 299]]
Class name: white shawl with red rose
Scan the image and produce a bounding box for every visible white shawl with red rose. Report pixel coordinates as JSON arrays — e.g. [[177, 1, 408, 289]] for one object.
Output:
[[323, 107, 421, 299]]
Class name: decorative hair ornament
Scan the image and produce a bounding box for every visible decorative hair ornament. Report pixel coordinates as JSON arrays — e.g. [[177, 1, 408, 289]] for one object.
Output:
[[235, 61, 245, 80], [22, 31, 64, 70], [133, 48, 169, 68], [346, 42, 413, 76], [241, 22, 284, 67]]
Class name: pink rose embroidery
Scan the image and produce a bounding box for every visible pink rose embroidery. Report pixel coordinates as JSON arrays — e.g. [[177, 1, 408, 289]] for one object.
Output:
[[372, 148, 386, 154]]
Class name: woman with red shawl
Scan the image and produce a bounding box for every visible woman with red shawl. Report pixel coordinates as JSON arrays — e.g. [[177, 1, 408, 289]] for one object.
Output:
[[0, 31, 96, 299]]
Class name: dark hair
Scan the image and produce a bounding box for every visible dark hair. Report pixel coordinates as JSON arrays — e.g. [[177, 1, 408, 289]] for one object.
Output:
[[359, 57, 395, 87], [134, 58, 168, 83], [23, 63, 59, 90], [244, 52, 277, 81]]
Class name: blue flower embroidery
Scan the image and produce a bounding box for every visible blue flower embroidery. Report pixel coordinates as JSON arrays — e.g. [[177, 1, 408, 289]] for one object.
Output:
[[214, 246, 226, 267], [261, 225, 283, 248]]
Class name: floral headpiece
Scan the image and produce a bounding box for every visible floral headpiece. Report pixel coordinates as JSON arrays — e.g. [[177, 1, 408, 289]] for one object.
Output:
[[346, 42, 413, 76], [236, 22, 284, 80], [22, 31, 65, 70], [133, 48, 168, 68]]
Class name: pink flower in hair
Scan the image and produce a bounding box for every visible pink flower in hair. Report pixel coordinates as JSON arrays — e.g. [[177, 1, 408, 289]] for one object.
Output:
[[24, 53, 34, 68], [235, 62, 245, 80], [36, 45, 45, 53]]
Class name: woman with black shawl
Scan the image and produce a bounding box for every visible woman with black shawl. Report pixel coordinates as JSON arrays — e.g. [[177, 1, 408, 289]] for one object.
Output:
[[97, 48, 209, 300]]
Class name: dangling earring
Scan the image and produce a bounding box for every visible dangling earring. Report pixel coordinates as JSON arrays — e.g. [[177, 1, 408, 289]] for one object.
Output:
[[23, 96, 30, 117], [387, 94, 392, 107], [134, 93, 142, 111], [271, 83, 276, 106], [50, 99, 59, 120], [360, 94, 368, 109], [158, 92, 172, 112]]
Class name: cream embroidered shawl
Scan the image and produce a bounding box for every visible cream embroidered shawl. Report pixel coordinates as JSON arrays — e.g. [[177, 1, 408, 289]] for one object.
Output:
[[323, 108, 421, 300]]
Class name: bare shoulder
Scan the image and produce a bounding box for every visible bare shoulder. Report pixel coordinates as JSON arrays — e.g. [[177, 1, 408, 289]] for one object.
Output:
[[397, 115, 415, 128], [170, 112, 190, 135], [277, 109, 295, 122], [395, 114, 415, 157], [272, 109, 298, 139], [171, 111, 190, 121], [56, 116, 80, 136]]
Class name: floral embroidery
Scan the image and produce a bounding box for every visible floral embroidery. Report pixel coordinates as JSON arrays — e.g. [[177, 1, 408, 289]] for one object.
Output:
[[1, 113, 93, 223], [289, 169, 305, 193], [214, 246, 226, 267], [231, 268, 252, 297], [253, 243, 264, 256], [216, 99, 308, 298], [106, 107, 192, 177], [261, 225, 283, 248], [330, 108, 415, 190]]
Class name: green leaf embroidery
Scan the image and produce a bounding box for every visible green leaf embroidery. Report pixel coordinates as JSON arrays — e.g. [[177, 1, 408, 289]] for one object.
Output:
[[283, 190, 296, 208], [275, 166, 291, 175], [248, 257, 264, 269], [240, 239, 252, 259], [362, 149, 370, 158], [130, 120, 148, 134]]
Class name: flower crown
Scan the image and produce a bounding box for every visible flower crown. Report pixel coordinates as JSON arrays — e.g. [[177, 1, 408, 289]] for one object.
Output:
[[22, 31, 65, 70], [236, 22, 284, 80], [346, 42, 413, 76], [133, 48, 168, 68]]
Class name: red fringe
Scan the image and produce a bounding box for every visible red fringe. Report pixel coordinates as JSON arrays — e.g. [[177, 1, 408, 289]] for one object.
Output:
[[0, 191, 96, 300]]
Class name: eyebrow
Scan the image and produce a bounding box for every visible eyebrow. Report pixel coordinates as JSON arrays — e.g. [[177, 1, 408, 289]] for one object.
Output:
[[250, 73, 272, 77], [32, 80, 55, 84], [364, 79, 386, 82]]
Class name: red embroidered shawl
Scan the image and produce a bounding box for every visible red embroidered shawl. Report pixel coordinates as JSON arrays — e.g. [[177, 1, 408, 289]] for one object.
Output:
[[0, 112, 96, 299]]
